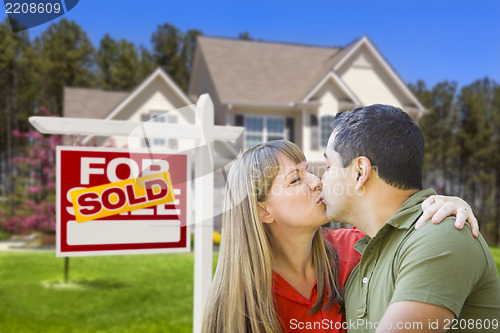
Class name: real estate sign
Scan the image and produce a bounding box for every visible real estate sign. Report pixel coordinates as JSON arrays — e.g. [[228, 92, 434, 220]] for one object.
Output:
[[56, 146, 189, 257]]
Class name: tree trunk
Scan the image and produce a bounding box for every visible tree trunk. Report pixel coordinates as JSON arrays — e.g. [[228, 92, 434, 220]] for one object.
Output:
[[495, 169, 500, 245], [479, 181, 487, 240], [6, 89, 13, 216]]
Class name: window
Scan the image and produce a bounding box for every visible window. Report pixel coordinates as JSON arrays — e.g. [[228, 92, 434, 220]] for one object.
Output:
[[267, 117, 285, 141], [244, 116, 285, 149], [321, 115, 334, 147], [167, 114, 178, 149], [150, 111, 166, 146], [148, 111, 179, 149]]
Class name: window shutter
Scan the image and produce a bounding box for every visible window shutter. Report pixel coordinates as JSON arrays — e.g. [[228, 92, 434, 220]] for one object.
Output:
[[285, 117, 294, 142], [168, 114, 178, 149], [321, 115, 335, 148], [310, 114, 319, 150], [235, 115, 244, 127]]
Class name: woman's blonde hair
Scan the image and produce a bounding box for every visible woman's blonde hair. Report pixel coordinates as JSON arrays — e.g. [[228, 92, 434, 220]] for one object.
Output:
[[202, 140, 342, 333]]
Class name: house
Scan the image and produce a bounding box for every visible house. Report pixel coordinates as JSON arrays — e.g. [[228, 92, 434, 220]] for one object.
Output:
[[64, 68, 197, 153], [63, 35, 426, 228], [64, 67, 234, 229], [188, 35, 426, 166]]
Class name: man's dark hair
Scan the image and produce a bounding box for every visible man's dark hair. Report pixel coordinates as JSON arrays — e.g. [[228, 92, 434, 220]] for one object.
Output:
[[331, 104, 424, 190]]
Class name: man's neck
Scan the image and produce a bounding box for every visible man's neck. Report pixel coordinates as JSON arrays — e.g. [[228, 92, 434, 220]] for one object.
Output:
[[356, 186, 420, 238]]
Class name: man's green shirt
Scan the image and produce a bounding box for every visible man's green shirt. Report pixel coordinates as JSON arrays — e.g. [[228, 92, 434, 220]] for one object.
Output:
[[344, 189, 500, 332]]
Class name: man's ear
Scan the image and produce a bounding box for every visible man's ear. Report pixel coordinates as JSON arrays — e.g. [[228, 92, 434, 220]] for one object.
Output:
[[258, 202, 274, 224], [354, 156, 371, 191]]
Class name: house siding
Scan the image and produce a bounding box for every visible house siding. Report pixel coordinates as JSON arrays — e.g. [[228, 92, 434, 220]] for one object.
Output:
[[109, 76, 196, 151], [339, 48, 407, 108]]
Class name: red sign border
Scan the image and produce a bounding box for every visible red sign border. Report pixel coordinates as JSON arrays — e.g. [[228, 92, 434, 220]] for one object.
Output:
[[56, 146, 190, 257]]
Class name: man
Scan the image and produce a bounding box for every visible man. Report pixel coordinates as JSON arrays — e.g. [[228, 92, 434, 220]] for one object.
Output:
[[321, 104, 500, 333]]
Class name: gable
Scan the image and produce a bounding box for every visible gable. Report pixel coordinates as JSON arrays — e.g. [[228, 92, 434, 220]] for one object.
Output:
[[194, 36, 342, 105], [106, 68, 195, 124], [335, 39, 423, 112], [304, 72, 360, 115], [109, 76, 194, 124]]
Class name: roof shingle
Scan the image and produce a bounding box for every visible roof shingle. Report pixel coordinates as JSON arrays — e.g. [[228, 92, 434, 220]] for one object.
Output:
[[63, 87, 129, 119], [196, 36, 353, 105]]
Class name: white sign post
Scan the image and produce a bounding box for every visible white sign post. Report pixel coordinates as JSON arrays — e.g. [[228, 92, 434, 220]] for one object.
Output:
[[193, 95, 215, 333], [29, 94, 243, 333]]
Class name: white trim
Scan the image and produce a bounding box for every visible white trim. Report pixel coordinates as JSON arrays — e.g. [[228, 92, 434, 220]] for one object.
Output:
[[301, 109, 307, 150], [333, 36, 367, 72], [363, 38, 425, 112], [223, 101, 296, 110], [105, 67, 194, 121], [333, 36, 426, 113], [29, 117, 243, 141], [302, 71, 361, 105], [224, 101, 320, 110]]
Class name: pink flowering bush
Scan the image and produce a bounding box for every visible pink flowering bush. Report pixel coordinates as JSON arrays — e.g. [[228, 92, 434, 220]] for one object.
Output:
[[0, 107, 61, 234]]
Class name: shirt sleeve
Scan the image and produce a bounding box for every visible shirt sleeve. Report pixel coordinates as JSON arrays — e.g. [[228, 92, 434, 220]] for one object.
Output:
[[324, 227, 364, 286], [391, 217, 489, 317]]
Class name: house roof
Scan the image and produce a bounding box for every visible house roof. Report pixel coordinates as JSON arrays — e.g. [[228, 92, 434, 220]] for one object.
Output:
[[301, 37, 362, 101], [104, 67, 194, 120], [196, 36, 349, 105], [64, 68, 194, 122], [63, 87, 129, 119]]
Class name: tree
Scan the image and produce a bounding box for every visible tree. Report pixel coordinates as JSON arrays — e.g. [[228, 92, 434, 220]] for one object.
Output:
[[95, 34, 116, 90], [138, 45, 155, 82], [411, 80, 457, 194], [455, 79, 497, 236], [34, 18, 95, 115], [491, 84, 500, 244], [413, 78, 500, 245], [238, 31, 253, 40], [180, 29, 202, 83], [0, 19, 37, 214], [95, 34, 141, 91], [152, 23, 182, 82], [151, 23, 202, 91], [0, 107, 61, 234]]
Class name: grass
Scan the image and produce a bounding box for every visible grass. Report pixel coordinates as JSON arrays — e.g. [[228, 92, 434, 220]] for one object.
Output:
[[0, 251, 219, 333], [0, 248, 499, 333], [0, 231, 11, 241], [490, 246, 500, 273]]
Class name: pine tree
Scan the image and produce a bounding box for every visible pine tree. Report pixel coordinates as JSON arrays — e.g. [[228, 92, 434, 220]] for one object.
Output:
[[96, 34, 141, 90], [151, 23, 202, 92], [0, 19, 37, 214], [34, 18, 95, 115]]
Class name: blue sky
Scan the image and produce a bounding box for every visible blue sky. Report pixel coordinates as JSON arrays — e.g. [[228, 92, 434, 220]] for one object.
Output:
[[2, 0, 499, 89]]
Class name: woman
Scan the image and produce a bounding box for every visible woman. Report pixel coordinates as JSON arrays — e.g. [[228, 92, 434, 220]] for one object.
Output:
[[202, 140, 476, 333]]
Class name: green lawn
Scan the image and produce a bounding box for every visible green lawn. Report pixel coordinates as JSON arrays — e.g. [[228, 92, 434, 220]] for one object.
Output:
[[0, 251, 212, 333], [491, 246, 500, 273], [0, 248, 499, 333]]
